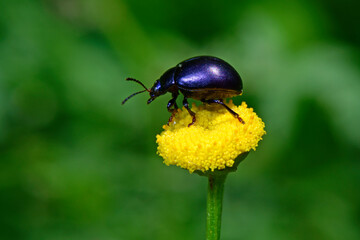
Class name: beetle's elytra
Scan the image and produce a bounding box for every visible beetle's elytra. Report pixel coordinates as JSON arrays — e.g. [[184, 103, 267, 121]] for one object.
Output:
[[122, 56, 245, 126]]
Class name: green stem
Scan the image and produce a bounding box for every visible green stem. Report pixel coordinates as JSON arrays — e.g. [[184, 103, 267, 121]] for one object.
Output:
[[206, 174, 227, 240]]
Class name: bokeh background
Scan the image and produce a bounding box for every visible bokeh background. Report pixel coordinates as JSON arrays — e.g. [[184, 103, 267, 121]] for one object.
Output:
[[1, 0, 360, 239]]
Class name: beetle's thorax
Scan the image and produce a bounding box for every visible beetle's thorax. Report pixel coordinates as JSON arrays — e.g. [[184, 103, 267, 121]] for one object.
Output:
[[159, 67, 176, 91]]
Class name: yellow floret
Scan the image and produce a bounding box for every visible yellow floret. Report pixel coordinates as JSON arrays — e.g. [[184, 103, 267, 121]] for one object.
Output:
[[156, 101, 266, 173]]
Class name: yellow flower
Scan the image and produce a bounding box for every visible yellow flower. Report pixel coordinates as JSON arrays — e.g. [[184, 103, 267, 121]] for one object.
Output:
[[156, 101, 266, 173]]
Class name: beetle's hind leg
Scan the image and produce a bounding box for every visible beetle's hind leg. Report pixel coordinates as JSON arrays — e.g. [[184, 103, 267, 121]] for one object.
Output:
[[167, 92, 179, 124], [183, 97, 196, 127], [202, 99, 245, 124]]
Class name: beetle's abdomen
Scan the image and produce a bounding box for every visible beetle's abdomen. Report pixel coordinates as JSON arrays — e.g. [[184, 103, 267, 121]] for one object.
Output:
[[175, 56, 243, 92], [179, 88, 241, 100]]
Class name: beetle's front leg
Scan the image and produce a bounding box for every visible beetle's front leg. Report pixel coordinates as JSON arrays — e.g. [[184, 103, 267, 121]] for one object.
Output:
[[167, 92, 179, 124], [183, 97, 196, 127]]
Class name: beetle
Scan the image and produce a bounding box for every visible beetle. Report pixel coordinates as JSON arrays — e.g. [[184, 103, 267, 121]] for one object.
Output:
[[122, 56, 245, 126]]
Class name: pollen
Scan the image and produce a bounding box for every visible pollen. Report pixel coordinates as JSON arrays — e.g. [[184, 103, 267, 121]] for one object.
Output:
[[156, 101, 266, 173]]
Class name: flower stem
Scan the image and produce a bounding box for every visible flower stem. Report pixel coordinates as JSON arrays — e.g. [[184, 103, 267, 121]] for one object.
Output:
[[206, 173, 227, 240]]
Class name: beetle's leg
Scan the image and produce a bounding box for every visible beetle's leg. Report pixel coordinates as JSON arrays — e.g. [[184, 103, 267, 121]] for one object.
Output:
[[167, 92, 179, 124], [183, 97, 196, 127], [202, 99, 245, 124]]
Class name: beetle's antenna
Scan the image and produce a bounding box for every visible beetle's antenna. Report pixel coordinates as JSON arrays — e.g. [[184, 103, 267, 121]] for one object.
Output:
[[126, 78, 150, 92], [122, 89, 147, 104]]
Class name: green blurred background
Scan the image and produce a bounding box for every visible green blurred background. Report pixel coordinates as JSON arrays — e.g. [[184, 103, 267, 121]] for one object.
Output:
[[1, 0, 360, 239]]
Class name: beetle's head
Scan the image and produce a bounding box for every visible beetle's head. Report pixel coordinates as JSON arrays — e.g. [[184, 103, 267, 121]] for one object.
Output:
[[147, 80, 166, 104], [123, 67, 175, 105], [122, 78, 166, 105], [148, 67, 176, 104]]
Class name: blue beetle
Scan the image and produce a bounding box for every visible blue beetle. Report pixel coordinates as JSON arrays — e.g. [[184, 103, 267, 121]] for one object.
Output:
[[122, 56, 244, 126]]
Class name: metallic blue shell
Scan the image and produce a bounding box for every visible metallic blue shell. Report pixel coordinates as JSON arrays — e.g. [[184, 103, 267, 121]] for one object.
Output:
[[174, 56, 243, 92]]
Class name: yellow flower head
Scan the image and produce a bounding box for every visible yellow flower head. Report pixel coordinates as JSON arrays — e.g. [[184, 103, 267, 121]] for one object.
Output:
[[156, 101, 266, 173]]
